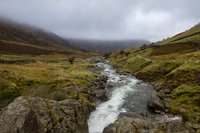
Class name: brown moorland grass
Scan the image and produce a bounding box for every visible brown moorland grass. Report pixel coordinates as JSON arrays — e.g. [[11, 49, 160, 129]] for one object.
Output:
[[0, 54, 99, 110], [150, 44, 197, 56], [0, 41, 73, 55], [109, 46, 200, 124]]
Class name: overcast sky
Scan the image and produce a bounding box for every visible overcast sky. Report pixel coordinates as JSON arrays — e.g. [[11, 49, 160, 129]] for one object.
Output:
[[0, 0, 200, 42]]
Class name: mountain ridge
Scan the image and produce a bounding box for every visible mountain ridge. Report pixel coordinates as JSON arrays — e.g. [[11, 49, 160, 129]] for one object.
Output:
[[69, 38, 150, 52]]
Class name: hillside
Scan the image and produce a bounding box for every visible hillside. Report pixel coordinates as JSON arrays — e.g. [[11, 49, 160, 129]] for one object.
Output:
[[0, 19, 80, 55], [69, 39, 150, 52], [107, 25, 200, 125], [158, 22, 200, 45]]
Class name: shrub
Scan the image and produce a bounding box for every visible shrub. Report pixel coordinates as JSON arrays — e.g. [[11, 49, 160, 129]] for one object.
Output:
[[140, 44, 147, 52], [68, 57, 75, 64], [103, 52, 111, 59], [119, 50, 124, 55], [125, 52, 130, 57]]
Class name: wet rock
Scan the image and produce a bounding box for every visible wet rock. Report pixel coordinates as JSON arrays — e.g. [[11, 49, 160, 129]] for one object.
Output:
[[86, 65, 103, 74], [147, 93, 165, 112], [106, 82, 115, 89], [118, 112, 150, 119], [91, 90, 108, 102], [103, 117, 194, 133], [103, 118, 143, 133], [151, 83, 161, 91], [0, 96, 95, 133]]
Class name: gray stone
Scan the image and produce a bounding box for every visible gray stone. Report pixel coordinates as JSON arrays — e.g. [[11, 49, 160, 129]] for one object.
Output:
[[192, 124, 200, 129], [157, 93, 165, 100], [91, 90, 108, 102], [103, 118, 194, 133], [0, 97, 37, 133], [179, 108, 186, 113], [0, 96, 95, 133], [147, 93, 165, 112], [164, 89, 171, 94], [106, 82, 115, 89], [165, 102, 171, 109]]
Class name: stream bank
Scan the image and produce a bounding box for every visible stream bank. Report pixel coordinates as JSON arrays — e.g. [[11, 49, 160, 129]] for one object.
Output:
[[87, 59, 196, 133]]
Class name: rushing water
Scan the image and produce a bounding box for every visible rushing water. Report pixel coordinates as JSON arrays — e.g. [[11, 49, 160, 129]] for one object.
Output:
[[87, 62, 155, 133]]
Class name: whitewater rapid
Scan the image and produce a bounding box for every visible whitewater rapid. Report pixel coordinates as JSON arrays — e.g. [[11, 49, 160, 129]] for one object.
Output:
[[87, 62, 155, 133]]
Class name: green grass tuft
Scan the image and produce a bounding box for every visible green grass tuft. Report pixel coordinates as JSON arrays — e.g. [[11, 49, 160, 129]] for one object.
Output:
[[52, 91, 68, 101]]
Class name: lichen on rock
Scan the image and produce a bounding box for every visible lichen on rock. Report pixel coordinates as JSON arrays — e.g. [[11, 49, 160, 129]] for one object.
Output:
[[0, 96, 95, 133]]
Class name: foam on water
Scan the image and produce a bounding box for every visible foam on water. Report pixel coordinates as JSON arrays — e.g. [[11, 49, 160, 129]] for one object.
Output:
[[88, 62, 141, 133], [88, 61, 181, 133]]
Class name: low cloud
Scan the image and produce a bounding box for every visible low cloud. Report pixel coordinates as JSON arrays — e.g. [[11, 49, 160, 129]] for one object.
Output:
[[0, 0, 200, 42]]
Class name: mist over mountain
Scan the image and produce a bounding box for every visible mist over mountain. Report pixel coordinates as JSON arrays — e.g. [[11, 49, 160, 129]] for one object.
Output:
[[0, 18, 150, 54], [68, 39, 150, 52], [0, 19, 81, 55]]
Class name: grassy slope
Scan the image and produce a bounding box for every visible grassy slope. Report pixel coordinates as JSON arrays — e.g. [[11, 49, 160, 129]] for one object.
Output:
[[158, 23, 200, 45], [0, 54, 100, 109], [0, 19, 103, 110], [108, 44, 200, 124], [0, 19, 80, 55]]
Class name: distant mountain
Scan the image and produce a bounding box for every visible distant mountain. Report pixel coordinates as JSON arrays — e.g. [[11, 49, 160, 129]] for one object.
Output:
[[68, 39, 150, 52], [0, 19, 150, 54], [0, 19, 79, 55]]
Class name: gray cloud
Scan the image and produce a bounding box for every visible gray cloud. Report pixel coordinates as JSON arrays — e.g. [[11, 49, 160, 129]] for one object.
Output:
[[0, 0, 200, 42]]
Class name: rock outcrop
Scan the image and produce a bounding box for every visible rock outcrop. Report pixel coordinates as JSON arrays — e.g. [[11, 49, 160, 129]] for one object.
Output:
[[147, 93, 165, 113], [0, 96, 95, 133], [103, 111, 195, 133]]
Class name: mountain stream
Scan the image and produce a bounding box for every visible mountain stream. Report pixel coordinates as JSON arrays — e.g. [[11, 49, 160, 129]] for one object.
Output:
[[87, 61, 155, 133]]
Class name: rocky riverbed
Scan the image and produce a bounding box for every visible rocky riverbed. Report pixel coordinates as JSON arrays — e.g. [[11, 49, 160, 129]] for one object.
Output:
[[0, 57, 199, 133]]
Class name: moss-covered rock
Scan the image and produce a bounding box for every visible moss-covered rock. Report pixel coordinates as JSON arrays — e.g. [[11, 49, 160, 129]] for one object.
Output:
[[0, 96, 95, 133]]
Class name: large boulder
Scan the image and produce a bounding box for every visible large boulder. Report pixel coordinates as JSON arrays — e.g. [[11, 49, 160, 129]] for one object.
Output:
[[103, 117, 194, 133], [90, 90, 108, 102], [0, 96, 95, 133], [147, 93, 165, 112], [103, 118, 154, 133]]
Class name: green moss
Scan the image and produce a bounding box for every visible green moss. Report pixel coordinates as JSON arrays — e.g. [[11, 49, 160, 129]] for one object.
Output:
[[58, 116, 64, 123], [170, 85, 200, 124], [47, 109, 57, 125], [0, 79, 21, 109], [46, 100, 57, 125]]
